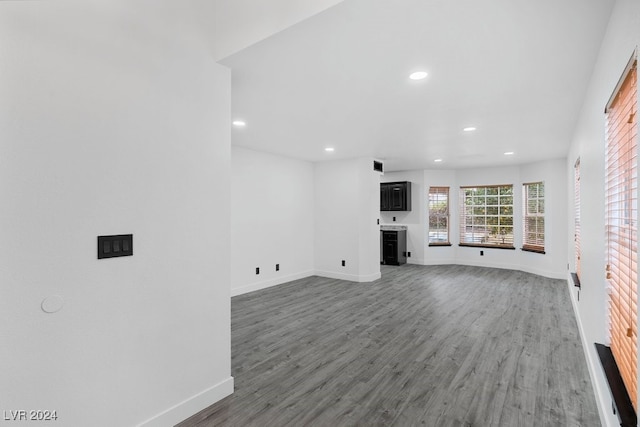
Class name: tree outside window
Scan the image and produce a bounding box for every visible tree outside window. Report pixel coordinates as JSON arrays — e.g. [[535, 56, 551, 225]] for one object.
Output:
[[459, 185, 514, 248]]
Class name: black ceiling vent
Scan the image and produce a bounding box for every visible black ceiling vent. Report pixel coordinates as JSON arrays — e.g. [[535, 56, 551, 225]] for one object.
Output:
[[373, 160, 383, 172]]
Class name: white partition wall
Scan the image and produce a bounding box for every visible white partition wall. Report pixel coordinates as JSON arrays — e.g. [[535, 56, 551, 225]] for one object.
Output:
[[314, 158, 381, 282], [565, 0, 640, 425], [231, 147, 315, 296], [0, 3, 232, 426]]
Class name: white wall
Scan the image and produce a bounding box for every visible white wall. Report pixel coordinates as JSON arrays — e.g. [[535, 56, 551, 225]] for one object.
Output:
[[381, 160, 567, 278], [381, 170, 426, 264], [566, 0, 640, 425], [520, 158, 568, 278], [0, 3, 232, 426], [231, 147, 314, 295], [231, 154, 379, 293], [315, 158, 381, 282], [357, 158, 383, 280]]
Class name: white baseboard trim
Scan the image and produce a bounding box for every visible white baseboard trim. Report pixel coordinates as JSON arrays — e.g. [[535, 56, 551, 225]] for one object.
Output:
[[137, 376, 234, 427], [519, 265, 565, 280], [566, 277, 616, 427], [231, 270, 315, 296], [314, 269, 381, 283], [456, 259, 521, 272], [359, 271, 382, 282], [423, 259, 456, 266], [456, 260, 563, 280]]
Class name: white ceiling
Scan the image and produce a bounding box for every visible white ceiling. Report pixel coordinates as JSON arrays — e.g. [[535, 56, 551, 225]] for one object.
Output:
[[189, 0, 344, 60], [220, 0, 615, 171]]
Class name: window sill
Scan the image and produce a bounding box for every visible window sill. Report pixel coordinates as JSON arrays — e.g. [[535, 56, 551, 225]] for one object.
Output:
[[521, 247, 546, 254], [595, 343, 637, 427], [571, 272, 581, 289], [429, 243, 452, 247], [458, 243, 515, 250]]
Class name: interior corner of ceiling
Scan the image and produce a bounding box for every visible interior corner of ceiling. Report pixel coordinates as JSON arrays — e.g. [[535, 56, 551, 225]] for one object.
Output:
[[211, 0, 347, 63]]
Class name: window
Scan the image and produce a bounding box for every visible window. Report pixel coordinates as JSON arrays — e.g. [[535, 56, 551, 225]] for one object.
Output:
[[605, 54, 637, 410], [428, 187, 450, 245], [459, 185, 514, 248], [522, 182, 545, 253], [575, 158, 581, 280]]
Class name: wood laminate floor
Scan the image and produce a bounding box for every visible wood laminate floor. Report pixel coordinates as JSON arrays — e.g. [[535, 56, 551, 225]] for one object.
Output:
[[177, 264, 600, 427]]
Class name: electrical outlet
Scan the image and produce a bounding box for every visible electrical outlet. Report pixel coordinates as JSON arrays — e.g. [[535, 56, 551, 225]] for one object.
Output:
[[408, 251, 411, 257], [341, 260, 346, 267], [256, 267, 260, 274], [276, 264, 280, 271], [393, 217, 396, 222], [480, 250, 484, 256]]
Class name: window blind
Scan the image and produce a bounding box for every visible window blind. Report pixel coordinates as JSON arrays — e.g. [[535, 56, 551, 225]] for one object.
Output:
[[605, 55, 638, 410], [428, 187, 450, 245]]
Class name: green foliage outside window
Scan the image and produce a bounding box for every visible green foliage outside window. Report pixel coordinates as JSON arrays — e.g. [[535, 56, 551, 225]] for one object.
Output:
[[460, 185, 514, 247]]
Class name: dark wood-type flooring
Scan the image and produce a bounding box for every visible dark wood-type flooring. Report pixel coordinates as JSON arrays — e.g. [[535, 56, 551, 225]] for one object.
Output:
[[178, 264, 600, 426]]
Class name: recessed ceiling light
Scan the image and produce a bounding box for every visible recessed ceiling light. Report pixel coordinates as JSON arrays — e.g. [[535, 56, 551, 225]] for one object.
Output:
[[434, 159, 443, 163], [463, 127, 477, 132], [504, 151, 515, 156], [325, 147, 335, 152], [232, 120, 246, 127], [409, 71, 428, 80]]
